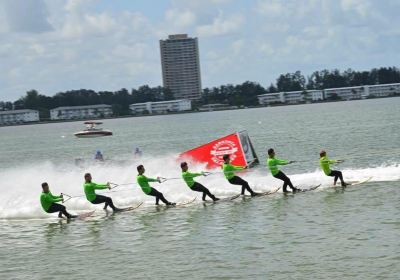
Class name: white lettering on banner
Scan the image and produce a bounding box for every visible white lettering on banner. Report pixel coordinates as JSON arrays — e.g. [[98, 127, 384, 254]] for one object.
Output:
[[210, 140, 238, 164]]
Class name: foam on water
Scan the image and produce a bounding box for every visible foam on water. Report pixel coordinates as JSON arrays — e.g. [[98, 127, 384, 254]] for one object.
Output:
[[0, 155, 399, 220]]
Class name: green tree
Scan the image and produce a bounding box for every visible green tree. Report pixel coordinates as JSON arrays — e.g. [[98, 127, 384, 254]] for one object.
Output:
[[163, 87, 174, 100], [267, 83, 278, 93], [276, 71, 305, 91]]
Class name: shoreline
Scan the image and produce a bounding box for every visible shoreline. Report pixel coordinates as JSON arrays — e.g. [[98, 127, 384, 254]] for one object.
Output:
[[0, 95, 398, 128]]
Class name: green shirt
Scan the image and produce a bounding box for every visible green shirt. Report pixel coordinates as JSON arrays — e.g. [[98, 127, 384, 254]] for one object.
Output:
[[182, 171, 202, 188], [320, 156, 337, 175], [40, 191, 62, 212], [84, 182, 108, 202], [137, 175, 158, 194], [222, 163, 244, 180], [267, 157, 289, 176]]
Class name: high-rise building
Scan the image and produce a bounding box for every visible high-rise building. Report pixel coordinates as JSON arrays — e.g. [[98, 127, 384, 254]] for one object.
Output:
[[160, 34, 202, 100]]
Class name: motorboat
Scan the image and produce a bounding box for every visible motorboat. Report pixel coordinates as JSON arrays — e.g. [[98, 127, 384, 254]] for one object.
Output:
[[74, 121, 113, 138]]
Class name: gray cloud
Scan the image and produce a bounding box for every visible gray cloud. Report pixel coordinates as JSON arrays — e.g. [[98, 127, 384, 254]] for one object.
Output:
[[2, 0, 53, 33]]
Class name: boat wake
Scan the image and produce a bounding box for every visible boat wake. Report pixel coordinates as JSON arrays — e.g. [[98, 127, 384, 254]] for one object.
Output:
[[0, 157, 399, 220]]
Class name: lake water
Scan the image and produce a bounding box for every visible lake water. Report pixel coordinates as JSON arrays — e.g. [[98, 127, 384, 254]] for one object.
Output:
[[0, 98, 399, 279]]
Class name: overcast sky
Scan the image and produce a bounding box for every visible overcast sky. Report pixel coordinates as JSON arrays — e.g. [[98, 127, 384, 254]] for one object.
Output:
[[1, 0, 399, 101]]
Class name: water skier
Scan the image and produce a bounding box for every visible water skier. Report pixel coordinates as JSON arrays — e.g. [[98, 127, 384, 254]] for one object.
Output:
[[40, 182, 76, 219], [136, 165, 175, 206], [84, 173, 121, 211], [319, 150, 349, 186], [222, 154, 259, 196], [181, 162, 219, 201], [134, 147, 142, 158], [267, 148, 299, 193]]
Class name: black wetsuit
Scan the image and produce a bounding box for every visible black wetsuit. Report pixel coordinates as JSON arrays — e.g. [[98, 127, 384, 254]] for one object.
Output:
[[149, 188, 170, 205], [191, 182, 217, 201], [47, 203, 72, 218], [91, 195, 117, 210], [273, 171, 297, 192], [228, 176, 256, 195], [328, 170, 345, 186]]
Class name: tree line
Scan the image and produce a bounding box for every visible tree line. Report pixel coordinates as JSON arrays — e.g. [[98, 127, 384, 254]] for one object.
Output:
[[0, 86, 174, 119], [199, 66, 400, 106], [1, 66, 399, 118]]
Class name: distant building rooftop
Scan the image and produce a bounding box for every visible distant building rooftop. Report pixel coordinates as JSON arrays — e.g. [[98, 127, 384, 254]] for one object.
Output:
[[51, 104, 111, 110], [324, 85, 366, 91], [168, 34, 188, 40], [0, 109, 38, 115], [367, 83, 400, 88], [130, 99, 189, 106]]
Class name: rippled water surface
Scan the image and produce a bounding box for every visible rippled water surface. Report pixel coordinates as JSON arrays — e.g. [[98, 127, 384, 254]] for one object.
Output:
[[0, 98, 399, 279]]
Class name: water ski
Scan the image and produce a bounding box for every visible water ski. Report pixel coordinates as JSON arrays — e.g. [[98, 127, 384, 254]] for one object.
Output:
[[163, 197, 197, 208], [347, 177, 373, 186], [77, 210, 95, 219], [203, 194, 241, 203], [242, 187, 281, 198], [332, 177, 373, 188], [297, 184, 322, 192], [61, 210, 95, 220], [177, 197, 196, 206], [116, 202, 144, 212]]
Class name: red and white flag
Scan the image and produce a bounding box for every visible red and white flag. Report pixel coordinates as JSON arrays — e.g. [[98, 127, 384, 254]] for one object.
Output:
[[179, 131, 259, 169]]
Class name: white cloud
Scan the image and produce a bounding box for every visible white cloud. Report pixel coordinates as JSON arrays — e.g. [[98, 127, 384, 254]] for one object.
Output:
[[302, 26, 321, 38], [171, 0, 231, 10], [62, 49, 78, 62], [256, 0, 287, 17], [61, 1, 118, 39], [340, 0, 371, 17], [123, 11, 153, 32], [259, 43, 275, 56], [64, 0, 95, 14], [29, 44, 46, 55], [285, 35, 312, 50], [111, 43, 148, 61], [256, 0, 320, 21], [84, 13, 116, 33], [1, 0, 400, 101], [204, 50, 232, 75], [261, 23, 290, 34], [165, 9, 196, 29], [196, 13, 244, 37], [211, 0, 231, 3], [231, 39, 245, 56]]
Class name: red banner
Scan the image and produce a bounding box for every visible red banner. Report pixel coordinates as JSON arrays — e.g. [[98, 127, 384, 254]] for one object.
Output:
[[179, 132, 247, 169]]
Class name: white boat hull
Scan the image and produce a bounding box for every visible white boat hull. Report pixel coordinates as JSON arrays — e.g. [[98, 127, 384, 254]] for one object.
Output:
[[74, 121, 112, 138], [74, 131, 113, 138]]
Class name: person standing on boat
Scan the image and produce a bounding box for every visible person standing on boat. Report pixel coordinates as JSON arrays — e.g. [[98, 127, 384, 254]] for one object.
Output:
[[83, 173, 121, 211], [222, 154, 259, 196], [40, 182, 77, 219], [181, 162, 219, 201], [319, 150, 349, 186], [136, 165, 175, 206], [267, 148, 299, 193]]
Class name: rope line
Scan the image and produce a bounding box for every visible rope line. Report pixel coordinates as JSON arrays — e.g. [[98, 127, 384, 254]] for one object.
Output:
[[59, 163, 298, 203]]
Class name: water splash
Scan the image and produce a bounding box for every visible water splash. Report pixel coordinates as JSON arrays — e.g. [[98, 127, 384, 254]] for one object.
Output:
[[0, 156, 399, 220]]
